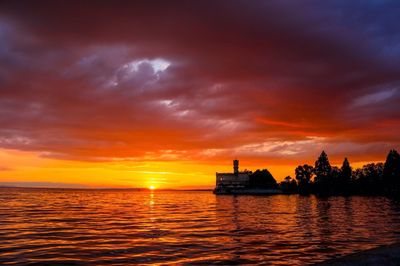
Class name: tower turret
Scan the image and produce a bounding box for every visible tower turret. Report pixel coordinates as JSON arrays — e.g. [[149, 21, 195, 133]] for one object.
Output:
[[233, 159, 239, 174]]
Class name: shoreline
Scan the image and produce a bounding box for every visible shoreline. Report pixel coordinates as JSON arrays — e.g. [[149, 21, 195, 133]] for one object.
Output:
[[315, 243, 400, 265]]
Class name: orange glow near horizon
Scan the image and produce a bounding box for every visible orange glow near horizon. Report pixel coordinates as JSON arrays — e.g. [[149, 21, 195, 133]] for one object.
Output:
[[0, 148, 390, 189]]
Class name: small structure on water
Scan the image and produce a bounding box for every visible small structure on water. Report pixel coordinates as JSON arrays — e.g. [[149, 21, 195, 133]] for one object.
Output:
[[215, 160, 252, 189], [213, 160, 282, 195]]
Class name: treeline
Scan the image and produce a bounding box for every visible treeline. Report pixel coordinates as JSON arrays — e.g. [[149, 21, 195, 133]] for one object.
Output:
[[279, 149, 400, 197]]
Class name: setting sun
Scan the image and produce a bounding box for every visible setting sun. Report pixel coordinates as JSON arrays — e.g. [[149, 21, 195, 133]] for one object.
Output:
[[149, 185, 156, 190]]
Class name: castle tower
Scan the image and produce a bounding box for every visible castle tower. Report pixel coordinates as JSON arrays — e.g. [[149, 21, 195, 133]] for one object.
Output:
[[233, 159, 239, 174]]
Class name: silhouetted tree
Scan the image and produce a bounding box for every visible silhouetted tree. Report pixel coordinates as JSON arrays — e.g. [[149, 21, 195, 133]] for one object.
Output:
[[295, 164, 313, 195], [249, 169, 278, 189], [352, 163, 384, 195], [341, 158, 352, 183], [339, 158, 352, 195], [352, 168, 363, 193], [383, 149, 400, 195], [330, 166, 341, 193], [314, 151, 332, 195], [279, 176, 298, 194]]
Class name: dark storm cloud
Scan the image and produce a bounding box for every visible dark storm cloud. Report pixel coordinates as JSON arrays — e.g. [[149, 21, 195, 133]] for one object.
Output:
[[0, 0, 399, 163]]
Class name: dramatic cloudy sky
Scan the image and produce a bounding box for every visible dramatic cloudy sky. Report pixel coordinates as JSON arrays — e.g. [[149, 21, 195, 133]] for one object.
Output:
[[0, 1, 399, 188]]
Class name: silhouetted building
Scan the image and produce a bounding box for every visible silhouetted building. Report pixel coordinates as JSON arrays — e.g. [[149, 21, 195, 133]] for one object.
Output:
[[215, 160, 251, 189]]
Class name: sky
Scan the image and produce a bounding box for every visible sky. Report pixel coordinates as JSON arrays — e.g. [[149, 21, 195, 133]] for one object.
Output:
[[0, 0, 399, 189]]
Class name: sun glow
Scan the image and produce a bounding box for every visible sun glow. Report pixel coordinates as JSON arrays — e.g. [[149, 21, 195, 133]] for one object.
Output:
[[149, 185, 156, 190], [0, 149, 304, 189]]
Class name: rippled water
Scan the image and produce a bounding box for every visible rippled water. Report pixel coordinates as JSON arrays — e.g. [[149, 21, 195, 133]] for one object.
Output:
[[1, 188, 400, 265]]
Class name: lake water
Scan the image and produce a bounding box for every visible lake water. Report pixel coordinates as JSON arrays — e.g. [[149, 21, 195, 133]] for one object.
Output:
[[1, 188, 400, 265]]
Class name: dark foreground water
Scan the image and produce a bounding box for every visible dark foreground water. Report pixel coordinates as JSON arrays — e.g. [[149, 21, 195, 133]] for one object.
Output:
[[1, 188, 400, 265]]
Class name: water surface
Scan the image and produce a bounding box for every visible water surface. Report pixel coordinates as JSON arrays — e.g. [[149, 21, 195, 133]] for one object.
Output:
[[1, 188, 400, 265]]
